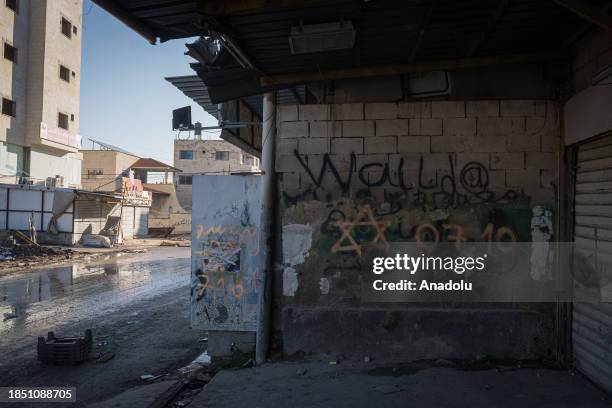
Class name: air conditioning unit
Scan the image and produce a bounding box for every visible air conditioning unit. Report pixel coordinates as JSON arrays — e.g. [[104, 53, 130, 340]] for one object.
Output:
[[45, 176, 64, 188], [46, 177, 57, 188]]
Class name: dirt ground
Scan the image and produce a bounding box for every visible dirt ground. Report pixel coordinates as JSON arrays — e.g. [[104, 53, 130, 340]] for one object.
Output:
[[0, 285, 204, 408], [0, 247, 202, 408]]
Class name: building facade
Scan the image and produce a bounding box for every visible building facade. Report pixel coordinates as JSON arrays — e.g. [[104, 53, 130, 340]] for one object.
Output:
[[1, 0, 83, 187], [174, 138, 260, 209], [81, 143, 189, 235]]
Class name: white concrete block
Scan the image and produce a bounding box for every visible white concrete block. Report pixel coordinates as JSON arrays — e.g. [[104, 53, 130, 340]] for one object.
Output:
[[310, 121, 341, 138], [472, 135, 507, 152], [500, 100, 535, 117], [299, 138, 330, 155], [397, 136, 430, 152], [332, 103, 363, 120], [409, 118, 442, 135], [278, 105, 298, 122], [490, 152, 524, 169], [277, 138, 298, 156], [331, 138, 363, 154], [398, 102, 431, 118], [431, 135, 474, 152], [364, 103, 397, 119], [432, 101, 465, 117], [364, 136, 397, 154], [477, 117, 524, 135], [342, 120, 375, 137], [466, 101, 499, 117], [279, 121, 308, 138], [376, 119, 409, 136], [507, 133, 540, 152], [299, 104, 330, 121], [443, 117, 476, 135]]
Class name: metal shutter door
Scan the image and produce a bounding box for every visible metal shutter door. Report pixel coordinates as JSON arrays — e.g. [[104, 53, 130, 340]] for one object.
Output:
[[572, 133, 612, 394], [121, 206, 135, 240], [134, 207, 149, 237]]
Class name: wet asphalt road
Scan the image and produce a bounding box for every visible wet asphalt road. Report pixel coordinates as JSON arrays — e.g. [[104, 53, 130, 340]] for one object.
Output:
[[0, 247, 204, 407]]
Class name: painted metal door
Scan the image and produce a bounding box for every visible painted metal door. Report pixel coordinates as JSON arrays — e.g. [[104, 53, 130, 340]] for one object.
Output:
[[191, 175, 261, 331], [572, 133, 612, 394], [134, 207, 149, 237]]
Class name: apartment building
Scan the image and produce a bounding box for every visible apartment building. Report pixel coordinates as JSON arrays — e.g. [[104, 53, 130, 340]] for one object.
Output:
[[174, 138, 260, 209], [0, 0, 83, 187]]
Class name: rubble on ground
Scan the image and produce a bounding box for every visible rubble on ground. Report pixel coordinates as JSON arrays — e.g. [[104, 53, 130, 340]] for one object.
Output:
[[0, 240, 75, 272], [0, 241, 112, 274]]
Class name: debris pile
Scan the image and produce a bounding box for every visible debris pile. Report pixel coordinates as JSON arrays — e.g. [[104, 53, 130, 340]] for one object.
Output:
[[0, 236, 75, 271]]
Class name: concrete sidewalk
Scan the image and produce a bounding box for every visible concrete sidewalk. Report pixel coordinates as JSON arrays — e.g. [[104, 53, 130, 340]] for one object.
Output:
[[190, 361, 611, 408]]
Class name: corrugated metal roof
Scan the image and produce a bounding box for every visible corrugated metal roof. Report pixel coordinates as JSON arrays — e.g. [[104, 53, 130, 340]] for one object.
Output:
[[94, 0, 592, 102], [165, 76, 220, 119], [166, 75, 303, 118]]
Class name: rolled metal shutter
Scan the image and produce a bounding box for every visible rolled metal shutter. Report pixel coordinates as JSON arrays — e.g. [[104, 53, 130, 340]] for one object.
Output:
[[573, 133, 612, 394], [134, 207, 149, 237], [121, 206, 135, 240]]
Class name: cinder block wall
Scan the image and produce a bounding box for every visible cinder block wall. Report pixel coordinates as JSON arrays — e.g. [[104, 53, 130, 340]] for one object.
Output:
[[274, 100, 560, 361]]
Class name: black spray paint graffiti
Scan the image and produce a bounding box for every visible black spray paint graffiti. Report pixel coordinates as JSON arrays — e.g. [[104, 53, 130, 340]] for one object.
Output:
[[284, 150, 529, 210]]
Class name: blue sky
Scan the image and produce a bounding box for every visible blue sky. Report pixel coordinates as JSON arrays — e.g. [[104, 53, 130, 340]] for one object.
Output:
[[80, 1, 219, 164]]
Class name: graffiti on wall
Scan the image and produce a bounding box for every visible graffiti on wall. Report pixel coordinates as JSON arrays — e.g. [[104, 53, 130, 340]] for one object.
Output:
[[284, 150, 530, 211]]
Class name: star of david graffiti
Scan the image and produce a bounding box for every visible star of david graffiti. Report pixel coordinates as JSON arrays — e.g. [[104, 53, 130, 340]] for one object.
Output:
[[331, 205, 390, 256]]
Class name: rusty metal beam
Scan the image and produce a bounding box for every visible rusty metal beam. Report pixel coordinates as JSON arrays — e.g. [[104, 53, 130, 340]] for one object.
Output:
[[467, 0, 510, 57], [260, 51, 567, 87], [552, 0, 612, 30], [91, 0, 158, 44]]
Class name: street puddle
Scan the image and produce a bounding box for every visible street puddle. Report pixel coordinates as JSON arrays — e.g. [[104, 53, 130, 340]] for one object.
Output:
[[0, 248, 190, 336]]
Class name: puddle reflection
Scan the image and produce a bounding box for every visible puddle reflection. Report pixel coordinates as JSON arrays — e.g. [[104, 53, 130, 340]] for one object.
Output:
[[0, 252, 190, 334]]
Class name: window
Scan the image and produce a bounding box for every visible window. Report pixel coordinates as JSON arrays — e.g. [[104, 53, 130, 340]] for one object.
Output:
[[58, 112, 69, 130], [179, 150, 194, 160], [87, 169, 103, 178], [1, 98, 16, 117], [59, 65, 70, 82], [4, 42, 17, 63], [215, 151, 230, 161], [179, 175, 193, 185], [6, 0, 18, 13], [72, 25, 78, 36], [61, 17, 72, 38]]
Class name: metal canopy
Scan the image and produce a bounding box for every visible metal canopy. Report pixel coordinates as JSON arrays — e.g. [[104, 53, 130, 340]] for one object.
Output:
[[166, 75, 220, 118], [91, 0, 605, 101], [166, 75, 304, 154]]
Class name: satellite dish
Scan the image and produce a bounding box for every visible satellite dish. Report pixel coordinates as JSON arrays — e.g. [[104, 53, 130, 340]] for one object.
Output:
[[172, 106, 192, 130]]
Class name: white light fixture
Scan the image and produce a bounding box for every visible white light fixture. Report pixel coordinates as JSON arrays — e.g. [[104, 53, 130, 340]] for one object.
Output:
[[289, 21, 356, 54]]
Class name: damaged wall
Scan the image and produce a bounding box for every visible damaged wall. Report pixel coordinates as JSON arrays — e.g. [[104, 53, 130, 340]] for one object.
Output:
[[274, 99, 560, 361]]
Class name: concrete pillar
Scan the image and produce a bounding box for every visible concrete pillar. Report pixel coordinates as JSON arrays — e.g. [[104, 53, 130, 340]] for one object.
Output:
[[256, 92, 276, 364]]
